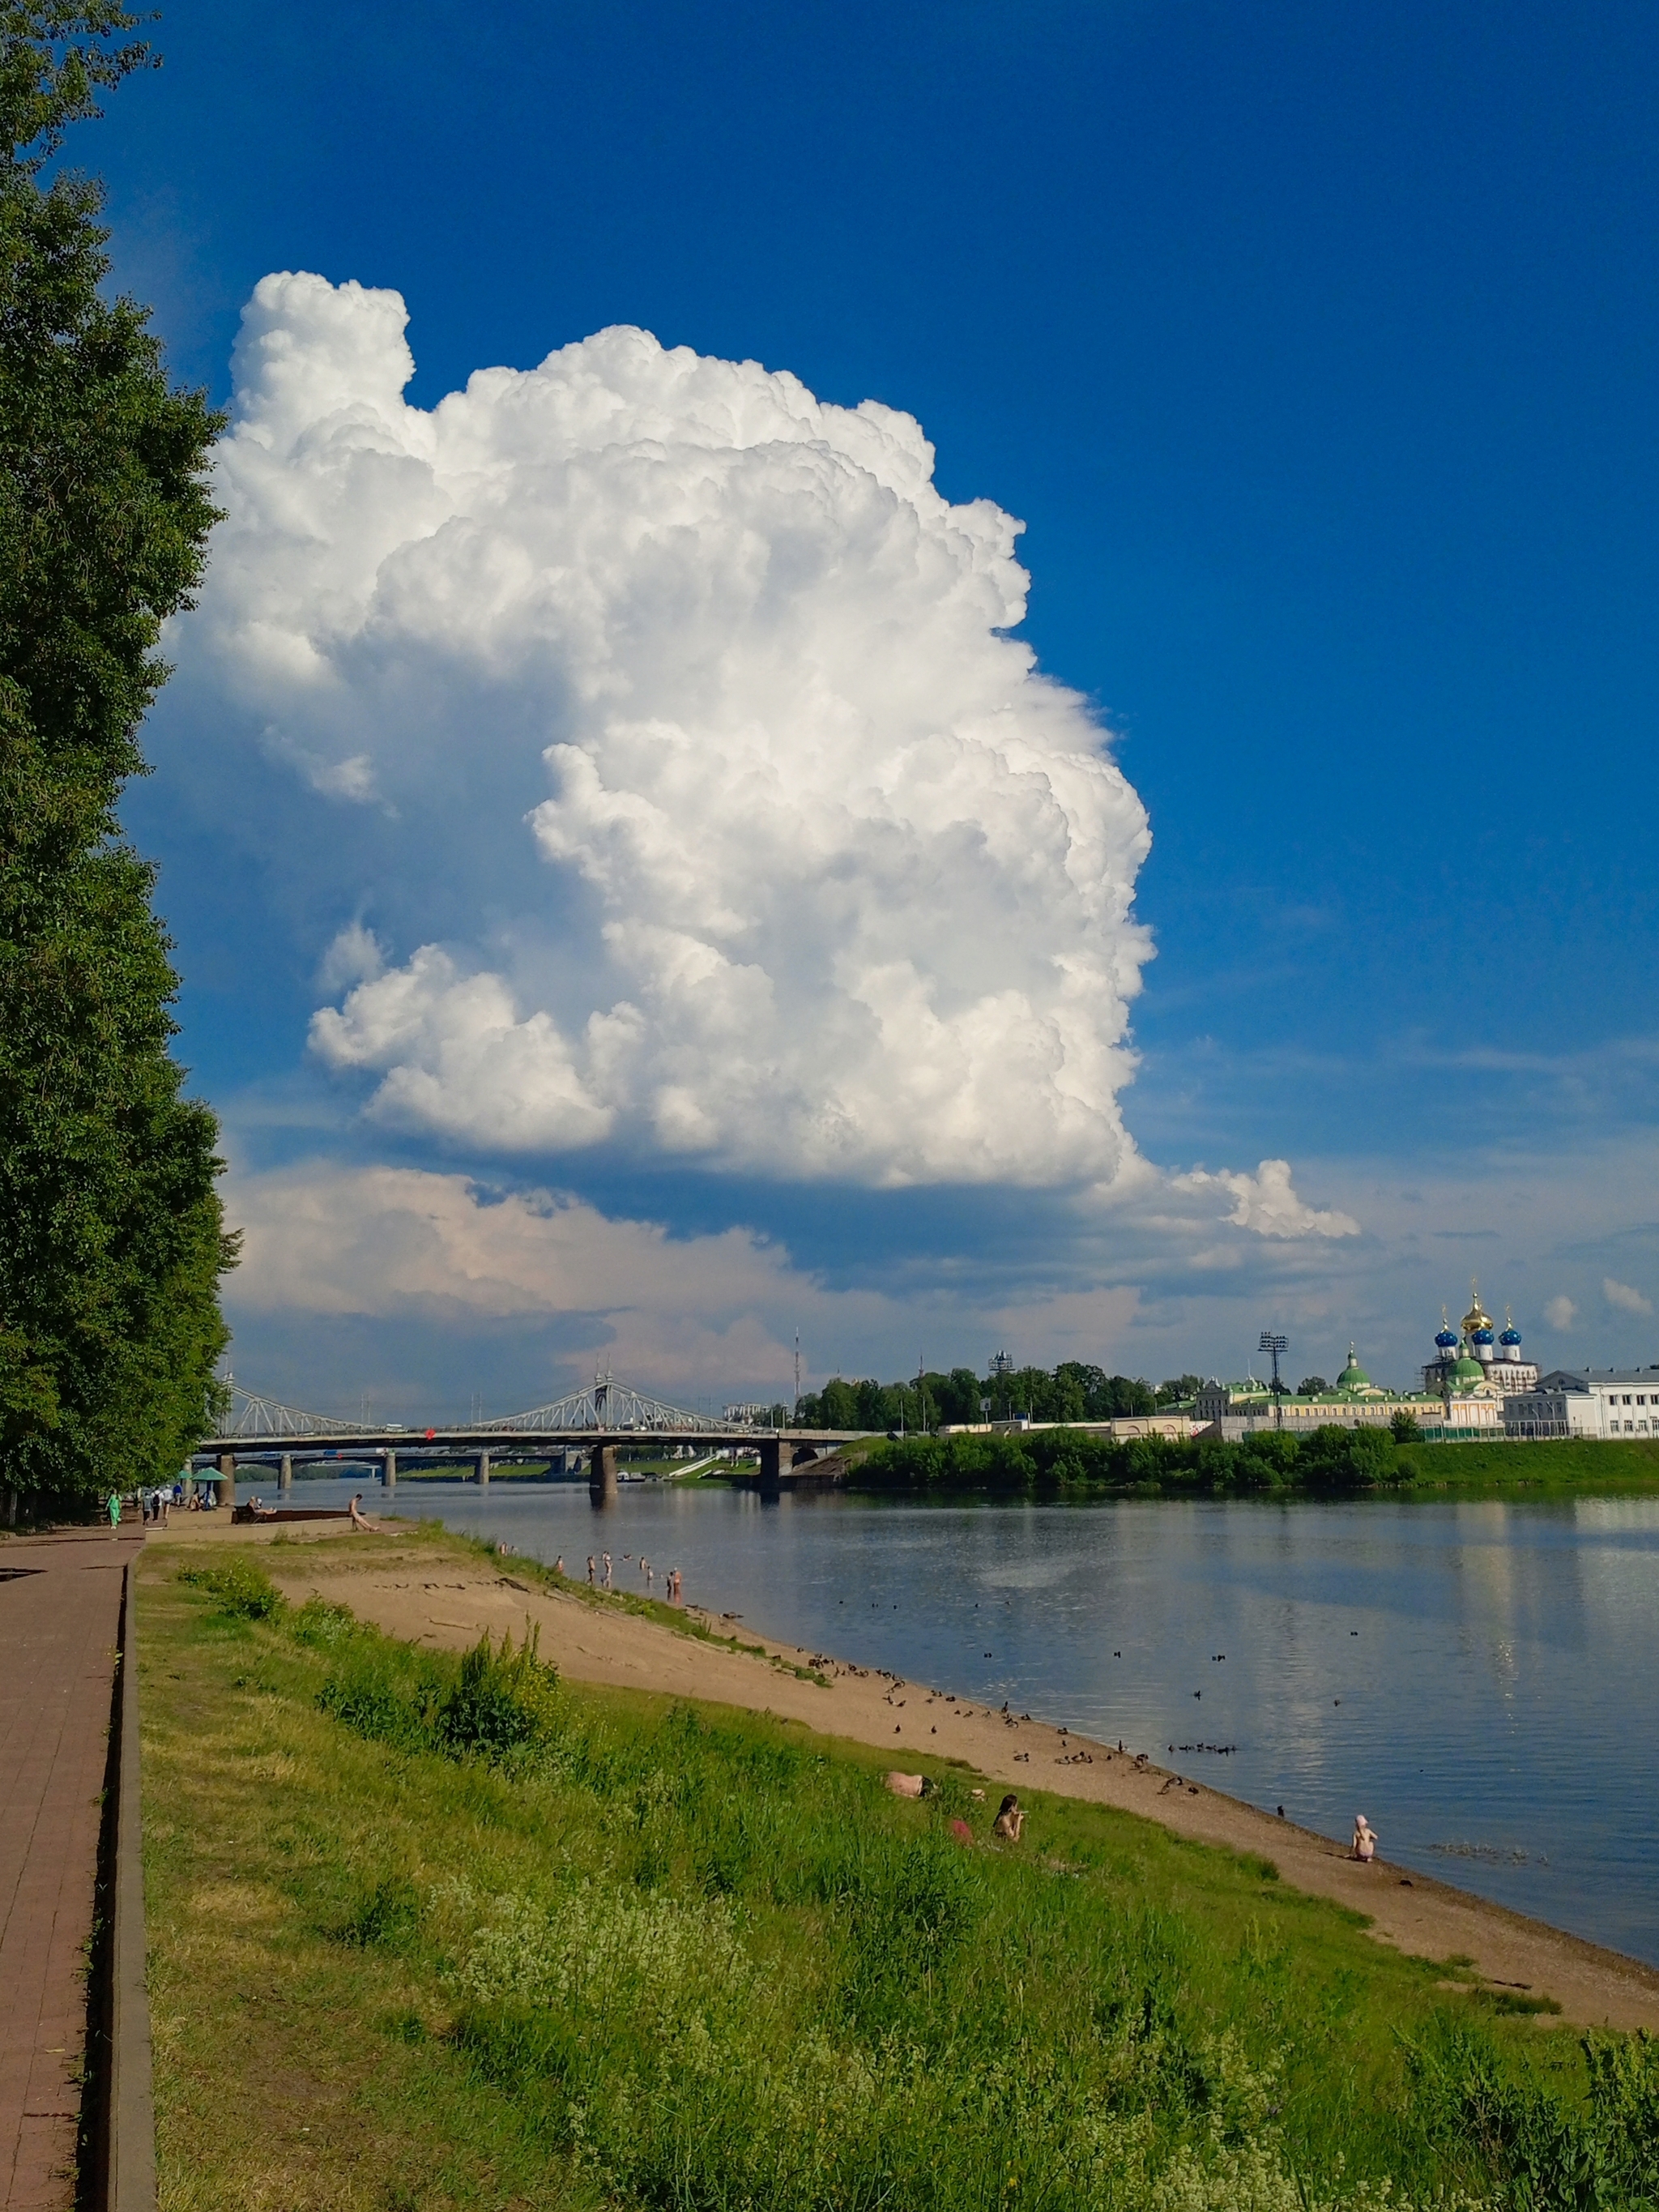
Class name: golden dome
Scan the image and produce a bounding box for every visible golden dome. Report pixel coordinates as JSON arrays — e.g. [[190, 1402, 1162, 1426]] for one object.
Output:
[[1461, 1277, 1493, 1336]]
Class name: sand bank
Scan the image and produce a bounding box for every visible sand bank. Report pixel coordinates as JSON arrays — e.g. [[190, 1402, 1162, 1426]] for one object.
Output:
[[150, 1513, 1659, 2031]]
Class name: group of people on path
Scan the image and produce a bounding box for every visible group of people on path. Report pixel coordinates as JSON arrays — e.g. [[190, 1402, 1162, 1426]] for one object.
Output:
[[106, 1481, 190, 1526]]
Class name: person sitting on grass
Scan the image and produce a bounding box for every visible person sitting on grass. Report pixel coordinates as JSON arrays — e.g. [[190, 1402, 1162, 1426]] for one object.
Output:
[[992, 1793, 1025, 1842]]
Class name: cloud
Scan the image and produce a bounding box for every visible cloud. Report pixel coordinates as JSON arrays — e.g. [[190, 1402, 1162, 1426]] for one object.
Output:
[[220, 1159, 1147, 1402], [317, 920, 386, 994], [1602, 1275, 1653, 1316], [1168, 1158, 1360, 1240], [1544, 1294, 1577, 1330], [179, 271, 1154, 1189], [225, 1158, 854, 1397]]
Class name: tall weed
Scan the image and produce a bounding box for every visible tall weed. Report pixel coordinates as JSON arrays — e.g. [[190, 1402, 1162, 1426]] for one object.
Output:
[[176, 1557, 285, 1621], [1410, 2022, 1659, 2208]]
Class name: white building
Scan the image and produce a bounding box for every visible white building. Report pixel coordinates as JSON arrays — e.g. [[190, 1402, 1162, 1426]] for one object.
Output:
[[1508, 1369, 1659, 1439]]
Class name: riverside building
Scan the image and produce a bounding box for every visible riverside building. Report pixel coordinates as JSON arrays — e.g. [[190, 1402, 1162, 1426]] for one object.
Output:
[[1194, 1339, 1500, 1440], [1197, 1284, 1656, 1444], [1505, 1369, 1659, 1439]]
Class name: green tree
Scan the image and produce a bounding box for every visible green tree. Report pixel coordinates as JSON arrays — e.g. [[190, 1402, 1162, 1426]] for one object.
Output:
[[0, 5, 234, 1514], [1154, 1372, 1204, 1407], [931, 1367, 984, 1425], [1297, 1376, 1329, 1397], [1299, 1424, 1395, 1490], [1390, 1408, 1421, 1441]]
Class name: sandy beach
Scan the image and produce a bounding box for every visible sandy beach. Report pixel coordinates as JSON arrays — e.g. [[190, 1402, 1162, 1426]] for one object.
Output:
[[151, 1511, 1659, 2032]]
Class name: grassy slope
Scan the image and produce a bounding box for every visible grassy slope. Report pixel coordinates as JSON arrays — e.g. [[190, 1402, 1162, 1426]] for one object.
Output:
[[1401, 1437, 1659, 1489], [142, 1542, 1606, 2212]]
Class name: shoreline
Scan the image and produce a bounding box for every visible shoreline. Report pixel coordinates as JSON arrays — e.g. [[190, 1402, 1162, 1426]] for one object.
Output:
[[151, 1513, 1659, 2032]]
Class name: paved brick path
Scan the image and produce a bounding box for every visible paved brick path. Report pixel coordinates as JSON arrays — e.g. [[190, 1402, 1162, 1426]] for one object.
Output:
[[1, 1528, 138, 2211]]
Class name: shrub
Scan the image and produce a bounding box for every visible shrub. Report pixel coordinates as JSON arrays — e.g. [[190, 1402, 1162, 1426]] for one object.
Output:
[[177, 1557, 284, 1621], [317, 1659, 437, 1754], [1299, 1424, 1397, 1492], [436, 1628, 561, 1760], [289, 1597, 359, 1648], [316, 1624, 560, 1766]]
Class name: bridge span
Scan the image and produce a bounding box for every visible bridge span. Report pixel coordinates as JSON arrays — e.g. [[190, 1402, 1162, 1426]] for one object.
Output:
[[192, 1377, 869, 1506]]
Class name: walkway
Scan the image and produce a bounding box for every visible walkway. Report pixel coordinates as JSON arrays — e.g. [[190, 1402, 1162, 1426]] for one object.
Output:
[[0, 1527, 138, 2211]]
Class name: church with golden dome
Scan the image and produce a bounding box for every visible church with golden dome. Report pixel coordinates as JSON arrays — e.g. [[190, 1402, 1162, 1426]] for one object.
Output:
[[1422, 1283, 1539, 1399]]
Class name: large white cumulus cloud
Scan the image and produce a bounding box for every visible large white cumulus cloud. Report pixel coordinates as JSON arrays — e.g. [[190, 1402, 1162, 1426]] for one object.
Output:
[[189, 273, 1154, 1186]]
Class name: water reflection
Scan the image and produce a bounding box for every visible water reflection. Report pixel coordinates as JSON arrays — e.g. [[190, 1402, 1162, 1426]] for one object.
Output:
[[277, 1477, 1659, 1963]]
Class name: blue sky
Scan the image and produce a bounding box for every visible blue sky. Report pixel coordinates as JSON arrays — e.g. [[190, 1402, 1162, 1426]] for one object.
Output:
[[92, 0, 1659, 1414]]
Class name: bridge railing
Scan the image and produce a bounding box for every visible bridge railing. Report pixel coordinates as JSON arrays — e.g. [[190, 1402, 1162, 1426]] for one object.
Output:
[[214, 1382, 368, 1440], [483, 1377, 706, 1433]]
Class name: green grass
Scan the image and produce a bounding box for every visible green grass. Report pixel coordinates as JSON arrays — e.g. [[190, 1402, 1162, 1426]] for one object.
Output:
[[1397, 1436, 1659, 1490], [141, 1542, 1659, 2211]]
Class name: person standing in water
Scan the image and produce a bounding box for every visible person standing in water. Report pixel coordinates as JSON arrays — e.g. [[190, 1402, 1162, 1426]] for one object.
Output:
[[602, 1551, 613, 1589], [586, 1555, 596, 1586]]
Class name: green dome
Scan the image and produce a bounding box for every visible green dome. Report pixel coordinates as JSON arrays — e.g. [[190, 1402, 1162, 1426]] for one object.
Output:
[[1336, 1342, 1371, 1390], [1450, 1353, 1484, 1386]]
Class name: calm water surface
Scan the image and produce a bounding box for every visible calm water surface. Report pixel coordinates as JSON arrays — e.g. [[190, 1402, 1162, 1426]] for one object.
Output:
[[269, 1477, 1659, 1964]]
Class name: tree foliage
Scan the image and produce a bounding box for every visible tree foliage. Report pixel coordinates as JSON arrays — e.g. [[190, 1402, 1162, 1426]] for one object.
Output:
[[0, 6, 233, 1510], [795, 1360, 1175, 1433], [856, 1420, 1413, 1498]]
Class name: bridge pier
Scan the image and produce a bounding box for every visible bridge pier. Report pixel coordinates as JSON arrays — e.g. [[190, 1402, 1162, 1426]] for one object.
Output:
[[279, 1453, 293, 1492], [758, 1437, 784, 1498], [588, 1443, 617, 1505], [383, 1449, 397, 1494], [217, 1452, 237, 1510], [476, 1450, 491, 1488]]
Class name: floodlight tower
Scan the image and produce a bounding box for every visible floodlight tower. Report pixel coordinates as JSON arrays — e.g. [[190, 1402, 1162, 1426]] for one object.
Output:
[[992, 1348, 1013, 1422], [1259, 1331, 1289, 1432]]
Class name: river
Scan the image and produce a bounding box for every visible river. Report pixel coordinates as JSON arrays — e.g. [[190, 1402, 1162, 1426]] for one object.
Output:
[[248, 1475, 1659, 1965]]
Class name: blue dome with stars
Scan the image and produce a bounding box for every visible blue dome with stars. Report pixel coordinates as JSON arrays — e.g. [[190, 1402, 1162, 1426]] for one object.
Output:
[[1499, 1324, 1522, 1347], [1472, 1326, 1495, 1346], [1435, 1326, 1458, 1350]]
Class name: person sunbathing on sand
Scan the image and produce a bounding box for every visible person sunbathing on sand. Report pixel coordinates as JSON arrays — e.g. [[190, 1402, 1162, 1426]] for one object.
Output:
[[992, 1793, 1025, 1842], [1352, 1815, 1378, 1862]]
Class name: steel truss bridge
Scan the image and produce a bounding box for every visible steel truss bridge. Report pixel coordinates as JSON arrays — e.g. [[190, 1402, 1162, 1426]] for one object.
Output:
[[195, 1375, 867, 1503]]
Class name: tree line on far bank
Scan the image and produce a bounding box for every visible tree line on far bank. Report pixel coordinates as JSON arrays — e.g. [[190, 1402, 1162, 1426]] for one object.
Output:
[[794, 1362, 1205, 1435], [1, 8, 234, 1516], [854, 1422, 1407, 1496]]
